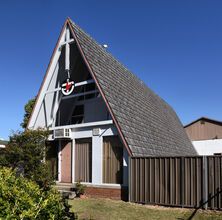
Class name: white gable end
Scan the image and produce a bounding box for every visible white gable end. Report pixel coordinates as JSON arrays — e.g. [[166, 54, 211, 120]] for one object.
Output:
[[28, 22, 110, 130], [28, 23, 68, 129]]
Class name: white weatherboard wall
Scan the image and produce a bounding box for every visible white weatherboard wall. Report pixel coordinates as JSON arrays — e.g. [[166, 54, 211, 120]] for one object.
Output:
[[193, 139, 222, 155]]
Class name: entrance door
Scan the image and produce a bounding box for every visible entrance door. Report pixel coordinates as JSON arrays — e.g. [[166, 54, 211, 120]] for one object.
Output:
[[61, 140, 72, 183], [75, 138, 92, 183]]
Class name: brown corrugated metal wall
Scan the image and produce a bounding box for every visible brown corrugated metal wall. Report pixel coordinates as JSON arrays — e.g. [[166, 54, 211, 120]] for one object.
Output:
[[185, 120, 222, 141], [207, 156, 222, 209], [129, 156, 222, 210]]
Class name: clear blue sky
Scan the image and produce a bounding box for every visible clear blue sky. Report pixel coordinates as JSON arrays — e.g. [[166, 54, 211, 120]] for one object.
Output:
[[0, 0, 222, 140]]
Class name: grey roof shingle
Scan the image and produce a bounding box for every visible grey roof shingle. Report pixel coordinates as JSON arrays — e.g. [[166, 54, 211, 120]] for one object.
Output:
[[69, 19, 197, 156]]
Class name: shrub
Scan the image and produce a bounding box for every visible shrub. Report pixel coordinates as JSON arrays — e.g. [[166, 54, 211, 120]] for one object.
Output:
[[75, 181, 86, 197], [0, 129, 53, 189], [0, 167, 75, 219]]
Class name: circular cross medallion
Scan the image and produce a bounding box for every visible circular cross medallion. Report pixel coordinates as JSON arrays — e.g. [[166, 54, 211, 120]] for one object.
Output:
[[61, 79, 75, 96]]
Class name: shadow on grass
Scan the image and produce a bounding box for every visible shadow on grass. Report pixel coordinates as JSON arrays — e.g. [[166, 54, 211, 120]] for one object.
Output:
[[176, 187, 222, 220]]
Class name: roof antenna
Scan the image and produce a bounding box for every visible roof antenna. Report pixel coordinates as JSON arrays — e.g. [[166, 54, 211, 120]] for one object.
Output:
[[102, 44, 108, 49]]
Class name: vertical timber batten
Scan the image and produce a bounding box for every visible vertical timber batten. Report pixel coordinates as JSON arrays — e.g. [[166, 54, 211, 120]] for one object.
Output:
[[203, 156, 208, 210], [58, 140, 62, 182], [72, 139, 75, 184], [128, 156, 131, 202], [65, 27, 70, 73]]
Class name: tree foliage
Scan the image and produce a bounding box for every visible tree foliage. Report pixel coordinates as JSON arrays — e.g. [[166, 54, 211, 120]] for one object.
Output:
[[21, 97, 36, 129], [0, 129, 53, 189], [0, 167, 74, 219], [0, 98, 76, 219]]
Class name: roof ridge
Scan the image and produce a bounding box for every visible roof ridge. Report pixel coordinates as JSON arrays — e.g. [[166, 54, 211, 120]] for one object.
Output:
[[184, 117, 222, 127]]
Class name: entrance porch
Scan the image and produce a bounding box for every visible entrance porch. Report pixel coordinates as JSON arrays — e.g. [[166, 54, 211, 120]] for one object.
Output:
[[47, 121, 129, 199]]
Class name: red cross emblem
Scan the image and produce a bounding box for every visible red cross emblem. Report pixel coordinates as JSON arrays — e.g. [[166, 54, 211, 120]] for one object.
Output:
[[61, 79, 74, 96]]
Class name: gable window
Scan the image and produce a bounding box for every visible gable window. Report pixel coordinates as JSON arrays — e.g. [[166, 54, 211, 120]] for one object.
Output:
[[71, 105, 84, 124], [103, 136, 123, 184], [78, 83, 99, 101]]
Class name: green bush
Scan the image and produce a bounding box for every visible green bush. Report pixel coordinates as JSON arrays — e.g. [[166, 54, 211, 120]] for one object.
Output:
[[0, 129, 53, 189], [75, 181, 86, 197], [0, 167, 75, 219], [21, 97, 36, 129]]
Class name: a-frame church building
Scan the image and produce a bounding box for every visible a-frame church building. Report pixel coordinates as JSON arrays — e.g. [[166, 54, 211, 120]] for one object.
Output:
[[27, 18, 196, 199]]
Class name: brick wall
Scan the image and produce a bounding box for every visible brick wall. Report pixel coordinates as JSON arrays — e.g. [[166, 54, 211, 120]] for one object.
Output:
[[85, 186, 128, 201]]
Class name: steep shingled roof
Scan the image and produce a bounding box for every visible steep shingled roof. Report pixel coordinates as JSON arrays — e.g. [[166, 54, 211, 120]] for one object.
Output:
[[68, 18, 196, 156]]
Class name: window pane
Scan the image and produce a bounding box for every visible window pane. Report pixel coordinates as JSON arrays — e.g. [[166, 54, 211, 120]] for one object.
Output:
[[71, 105, 84, 124], [71, 116, 84, 124], [73, 105, 84, 115]]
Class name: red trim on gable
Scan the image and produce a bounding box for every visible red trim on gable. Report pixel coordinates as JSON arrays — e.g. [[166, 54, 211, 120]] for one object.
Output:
[[67, 19, 132, 156]]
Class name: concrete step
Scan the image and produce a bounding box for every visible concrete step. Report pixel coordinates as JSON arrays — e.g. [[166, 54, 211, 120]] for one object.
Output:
[[57, 189, 76, 199], [54, 183, 77, 199], [55, 183, 75, 191]]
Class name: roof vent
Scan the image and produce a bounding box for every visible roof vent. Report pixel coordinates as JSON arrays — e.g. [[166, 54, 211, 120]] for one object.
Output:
[[102, 44, 108, 49], [200, 120, 205, 125]]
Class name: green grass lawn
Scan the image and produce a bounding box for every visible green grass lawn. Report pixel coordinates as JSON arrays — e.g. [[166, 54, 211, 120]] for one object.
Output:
[[69, 198, 222, 220]]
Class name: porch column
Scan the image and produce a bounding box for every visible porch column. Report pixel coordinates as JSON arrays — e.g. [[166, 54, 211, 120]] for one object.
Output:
[[123, 147, 129, 186], [92, 134, 103, 184], [58, 140, 61, 182], [72, 139, 75, 183]]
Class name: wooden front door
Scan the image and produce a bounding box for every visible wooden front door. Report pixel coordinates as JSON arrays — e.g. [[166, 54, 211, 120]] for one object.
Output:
[[61, 141, 72, 183]]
